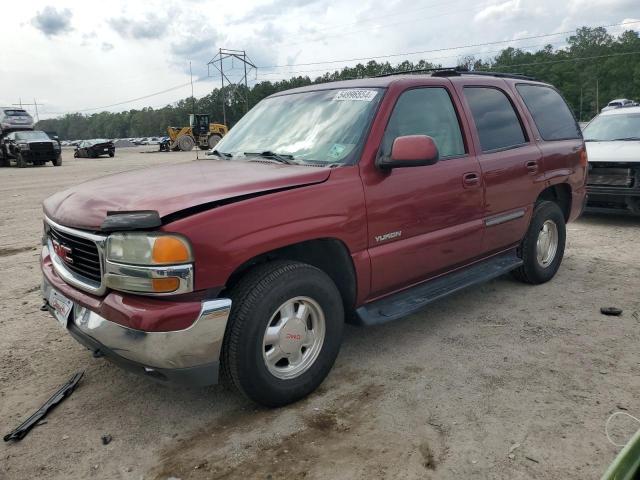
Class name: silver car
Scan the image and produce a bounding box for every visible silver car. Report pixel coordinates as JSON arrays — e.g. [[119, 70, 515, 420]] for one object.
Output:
[[0, 108, 34, 133]]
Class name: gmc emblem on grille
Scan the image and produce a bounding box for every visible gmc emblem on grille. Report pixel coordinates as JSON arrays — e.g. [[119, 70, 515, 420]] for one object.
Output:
[[52, 239, 73, 264]]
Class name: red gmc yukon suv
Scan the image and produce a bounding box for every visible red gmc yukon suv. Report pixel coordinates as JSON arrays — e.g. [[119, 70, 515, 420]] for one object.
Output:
[[41, 71, 587, 406]]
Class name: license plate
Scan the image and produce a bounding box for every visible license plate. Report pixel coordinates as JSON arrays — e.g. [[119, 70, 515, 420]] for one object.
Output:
[[48, 289, 73, 328], [104, 148, 108, 151]]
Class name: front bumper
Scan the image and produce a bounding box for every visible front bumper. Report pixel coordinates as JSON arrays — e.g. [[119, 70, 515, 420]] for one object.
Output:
[[586, 185, 640, 215], [41, 275, 232, 387]]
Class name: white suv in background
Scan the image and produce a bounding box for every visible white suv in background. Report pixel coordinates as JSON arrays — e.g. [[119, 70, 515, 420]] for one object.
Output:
[[583, 106, 640, 215]]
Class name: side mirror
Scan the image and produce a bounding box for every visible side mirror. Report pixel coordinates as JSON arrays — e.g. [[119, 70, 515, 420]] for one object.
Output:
[[378, 135, 439, 169]]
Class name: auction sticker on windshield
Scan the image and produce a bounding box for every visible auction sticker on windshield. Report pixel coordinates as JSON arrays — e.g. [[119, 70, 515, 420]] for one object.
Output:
[[334, 89, 378, 101]]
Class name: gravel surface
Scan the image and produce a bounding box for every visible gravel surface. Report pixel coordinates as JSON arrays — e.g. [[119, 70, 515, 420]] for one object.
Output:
[[1, 147, 639, 479]]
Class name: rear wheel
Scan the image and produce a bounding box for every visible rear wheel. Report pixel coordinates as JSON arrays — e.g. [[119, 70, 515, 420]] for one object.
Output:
[[177, 135, 195, 151], [208, 134, 222, 149], [512, 201, 566, 284], [222, 261, 344, 407]]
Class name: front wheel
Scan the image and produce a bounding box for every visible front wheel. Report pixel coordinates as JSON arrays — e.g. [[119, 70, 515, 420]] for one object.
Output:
[[52, 155, 62, 166], [177, 135, 195, 151], [16, 153, 27, 168], [222, 261, 344, 407], [512, 201, 566, 284]]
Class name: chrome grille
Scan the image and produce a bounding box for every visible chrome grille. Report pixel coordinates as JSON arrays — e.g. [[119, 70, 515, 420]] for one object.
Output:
[[49, 226, 101, 282]]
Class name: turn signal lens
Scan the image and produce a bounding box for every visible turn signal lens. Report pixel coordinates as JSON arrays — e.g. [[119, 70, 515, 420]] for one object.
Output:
[[151, 277, 180, 293], [152, 236, 191, 264]]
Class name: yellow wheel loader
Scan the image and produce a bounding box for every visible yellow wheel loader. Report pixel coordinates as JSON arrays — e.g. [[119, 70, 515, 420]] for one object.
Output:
[[164, 114, 228, 152]]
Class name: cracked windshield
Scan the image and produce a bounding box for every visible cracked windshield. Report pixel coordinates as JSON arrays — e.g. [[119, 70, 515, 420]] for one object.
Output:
[[214, 88, 383, 165]]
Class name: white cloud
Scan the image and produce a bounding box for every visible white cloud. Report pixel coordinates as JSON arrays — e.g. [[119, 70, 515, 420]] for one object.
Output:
[[474, 0, 522, 23]]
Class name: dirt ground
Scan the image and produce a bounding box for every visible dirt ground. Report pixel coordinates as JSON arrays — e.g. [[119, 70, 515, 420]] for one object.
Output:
[[0, 146, 638, 480]]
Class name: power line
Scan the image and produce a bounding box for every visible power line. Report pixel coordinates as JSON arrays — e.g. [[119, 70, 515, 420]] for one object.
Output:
[[491, 49, 640, 70], [274, 1, 491, 50], [255, 40, 570, 78], [42, 81, 207, 115], [259, 19, 640, 69], [40, 20, 640, 117]]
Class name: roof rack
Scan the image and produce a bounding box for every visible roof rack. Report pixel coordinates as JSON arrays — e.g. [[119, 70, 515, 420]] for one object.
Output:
[[375, 67, 459, 77], [376, 67, 537, 81]]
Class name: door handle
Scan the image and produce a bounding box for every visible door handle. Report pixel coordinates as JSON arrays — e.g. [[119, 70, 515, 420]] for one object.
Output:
[[462, 172, 480, 187], [525, 160, 538, 174]]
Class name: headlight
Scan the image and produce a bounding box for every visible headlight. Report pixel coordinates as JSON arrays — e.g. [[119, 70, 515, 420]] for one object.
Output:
[[18, 143, 29, 150], [105, 233, 194, 295], [106, 232, 192, 265]]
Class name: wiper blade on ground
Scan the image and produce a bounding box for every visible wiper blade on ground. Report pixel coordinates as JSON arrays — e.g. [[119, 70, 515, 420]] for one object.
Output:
[[207, 149, 233, 159], [244, 151, 295, 164], [4, 371, 84, 442]]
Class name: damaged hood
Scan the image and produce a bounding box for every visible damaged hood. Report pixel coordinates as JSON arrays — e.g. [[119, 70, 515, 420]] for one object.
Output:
[[586, 141, 640, 164], [44, 159, 331, 230]]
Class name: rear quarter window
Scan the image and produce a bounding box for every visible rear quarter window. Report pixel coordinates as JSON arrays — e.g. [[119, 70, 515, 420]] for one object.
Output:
[[516, 84, 581, 141]]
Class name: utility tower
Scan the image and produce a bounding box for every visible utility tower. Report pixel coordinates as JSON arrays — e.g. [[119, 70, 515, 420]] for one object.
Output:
[[13, 99, 43, 123], [207, 48, 256, 125]]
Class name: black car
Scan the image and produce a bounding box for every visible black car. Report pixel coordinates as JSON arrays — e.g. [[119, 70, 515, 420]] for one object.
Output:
[[74, 139, 115, 158], [0, 130, 62, 167]]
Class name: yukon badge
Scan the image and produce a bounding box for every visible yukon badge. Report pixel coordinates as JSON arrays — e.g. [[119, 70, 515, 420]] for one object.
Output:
[[375, 231, 402, 243]]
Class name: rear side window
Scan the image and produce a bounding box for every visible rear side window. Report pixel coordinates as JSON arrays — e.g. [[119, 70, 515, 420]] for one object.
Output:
[[516, 84, 581, 140], [464, 87, 527, 152], [381, 88, 465, 158]]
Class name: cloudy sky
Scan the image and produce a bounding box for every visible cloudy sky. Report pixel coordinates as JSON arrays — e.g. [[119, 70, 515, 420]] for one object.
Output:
[[1, 0, 638, 119]]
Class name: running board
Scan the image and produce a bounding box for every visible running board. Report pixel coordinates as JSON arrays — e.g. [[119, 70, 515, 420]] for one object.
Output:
[[355, 250, 523, 326]]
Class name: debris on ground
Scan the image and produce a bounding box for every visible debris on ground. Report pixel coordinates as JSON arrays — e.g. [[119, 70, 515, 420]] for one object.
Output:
[[101, 434, 112, 445], [600, 307, 623, 316], [3, 372, 84, 442]]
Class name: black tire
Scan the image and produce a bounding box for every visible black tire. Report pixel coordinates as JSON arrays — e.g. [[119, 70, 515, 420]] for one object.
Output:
[[16, 153, 27, 168], [208, 134, 222, 149], [512, 201, 566, 284], [73, 150, 79, 158], [222, 261, 344, 407], [52, 155, 62, 166], [177, 135, 195, 151], [108, 152, 114, 157]]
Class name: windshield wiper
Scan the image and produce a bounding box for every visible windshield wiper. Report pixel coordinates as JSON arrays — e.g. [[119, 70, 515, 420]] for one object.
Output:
[[207, 149, 233, 159], [244, 151, 295, 165], [611, 137, 640, 141]]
